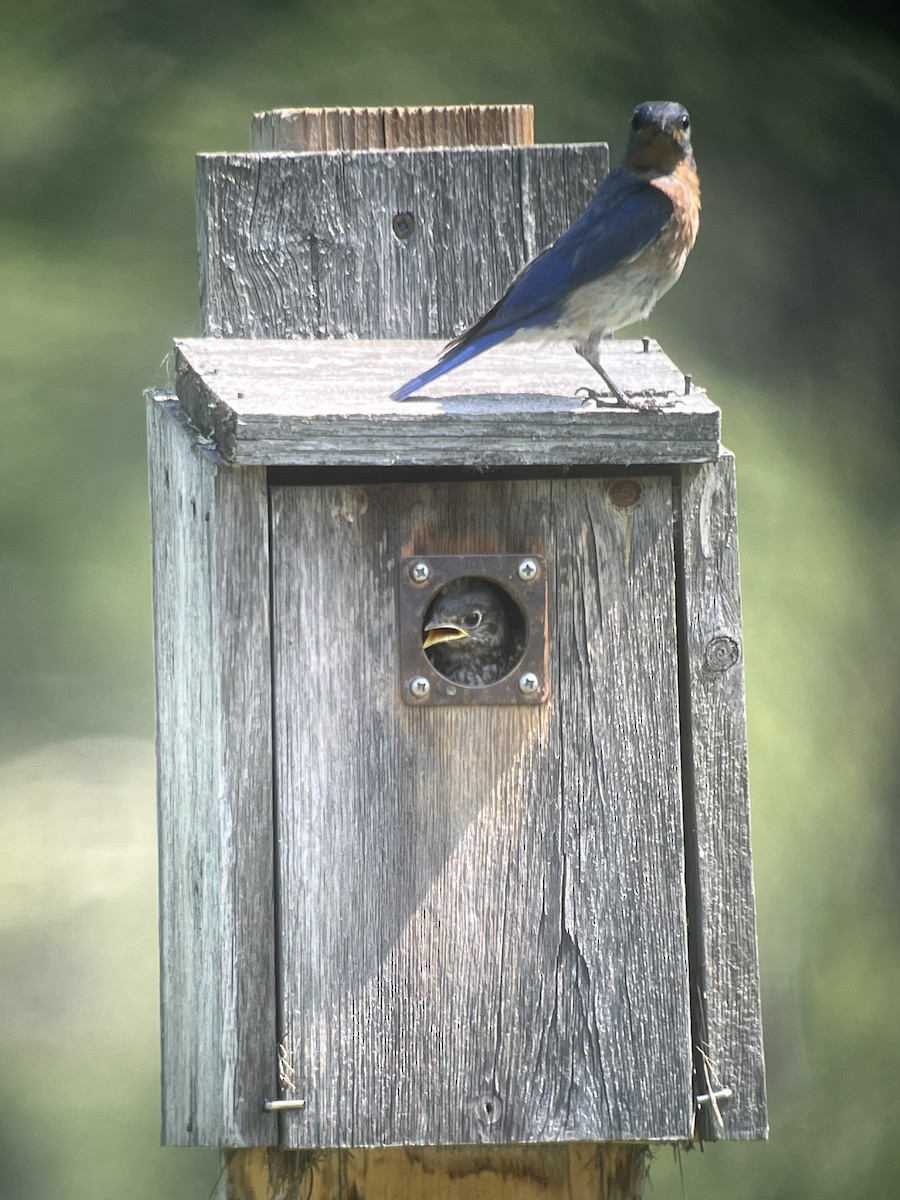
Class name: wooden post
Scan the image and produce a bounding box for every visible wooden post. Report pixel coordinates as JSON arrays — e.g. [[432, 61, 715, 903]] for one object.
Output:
[[223, 1144, 649, 1200], [236, 106, 644, 1198], [148, 104, 765, 1200], [249, 104, 535, 151]]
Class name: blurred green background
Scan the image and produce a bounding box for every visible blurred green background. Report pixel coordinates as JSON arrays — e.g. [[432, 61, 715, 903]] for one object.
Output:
[[2, 1, 898, 1196]]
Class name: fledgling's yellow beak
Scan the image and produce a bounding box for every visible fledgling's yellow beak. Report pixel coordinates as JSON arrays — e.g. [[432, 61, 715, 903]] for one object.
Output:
[[422, 623, 469, 650]]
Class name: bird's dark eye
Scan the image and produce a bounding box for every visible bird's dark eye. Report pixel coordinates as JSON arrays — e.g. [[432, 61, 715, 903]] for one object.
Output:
[[463, 611, 483, 629], [631, 111, 644, 131], [680, 113, 690, 130]]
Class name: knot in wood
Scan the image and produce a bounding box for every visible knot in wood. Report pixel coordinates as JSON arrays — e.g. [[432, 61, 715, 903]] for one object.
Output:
[[705, 634, 740, 671]]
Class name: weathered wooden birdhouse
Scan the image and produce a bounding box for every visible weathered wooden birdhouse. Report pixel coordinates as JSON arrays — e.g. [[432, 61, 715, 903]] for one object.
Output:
[[147, 106, 766, 1185]]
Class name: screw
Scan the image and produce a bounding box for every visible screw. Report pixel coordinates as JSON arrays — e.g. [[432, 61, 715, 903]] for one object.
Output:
[[408, 561, 431, 584], [392, 212, 415, 240], [518, 672, 540, 695], [517, 558, 539, 581], [684, 373, 693, 395], [642, 336, 651, 353], [408, 676, 431, 699]]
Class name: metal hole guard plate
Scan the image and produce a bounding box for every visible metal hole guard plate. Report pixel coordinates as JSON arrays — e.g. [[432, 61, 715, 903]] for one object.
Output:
[[399, 554, 550, 706]]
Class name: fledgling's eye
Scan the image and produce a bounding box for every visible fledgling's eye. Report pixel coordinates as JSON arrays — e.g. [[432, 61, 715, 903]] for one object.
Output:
[[463, 611, 483, 630], [680, 113, 690, 131]]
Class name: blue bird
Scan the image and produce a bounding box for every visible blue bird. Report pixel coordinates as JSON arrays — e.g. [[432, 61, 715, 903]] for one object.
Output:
[[391, 101, 700, 404]]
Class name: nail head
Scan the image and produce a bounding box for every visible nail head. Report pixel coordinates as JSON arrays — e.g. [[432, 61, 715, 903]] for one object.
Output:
[[608, 478, 643, 509]]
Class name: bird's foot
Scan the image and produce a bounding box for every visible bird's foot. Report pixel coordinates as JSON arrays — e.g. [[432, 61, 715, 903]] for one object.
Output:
[[577, 386, 677, 412], [577, 386, 623, 408]]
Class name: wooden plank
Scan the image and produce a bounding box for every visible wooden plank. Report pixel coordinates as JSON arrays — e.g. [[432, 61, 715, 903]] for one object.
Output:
[[147, 393, 278, 1145], [250, 105, 535, 151], [269, 477, 692, 1147], [221, 1143, 649, 1199], [196, 143, 607, 339], [674, 453, 767, 1140], [173, 337, 719, 468]]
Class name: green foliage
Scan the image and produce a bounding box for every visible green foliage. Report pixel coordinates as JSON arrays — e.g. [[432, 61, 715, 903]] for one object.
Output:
[[1, 1, 897, 1196]]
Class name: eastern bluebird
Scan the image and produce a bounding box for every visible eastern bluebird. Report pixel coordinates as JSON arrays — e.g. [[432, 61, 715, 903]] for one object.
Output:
[[422, 577, 524, 686], [391, 101, 700, 404]]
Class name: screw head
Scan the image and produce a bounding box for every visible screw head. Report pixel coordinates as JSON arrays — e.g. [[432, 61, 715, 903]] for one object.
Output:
[[518, 672, 540, 696], [517, 558, 539, 581], [408, 676, 431, 699], [409, 561, 431, 584], [392, 211, 415, 240]]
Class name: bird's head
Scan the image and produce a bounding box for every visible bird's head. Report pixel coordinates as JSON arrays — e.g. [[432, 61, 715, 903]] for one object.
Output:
[[624, 101, 693, 175], [422, 577, 510, 657]]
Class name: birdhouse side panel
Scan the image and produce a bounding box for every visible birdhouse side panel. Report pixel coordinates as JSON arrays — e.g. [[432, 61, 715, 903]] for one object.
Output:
[[148, 396, 279, 1146], [269, 476, 692, 1147], [675, 455, 767, 1139]]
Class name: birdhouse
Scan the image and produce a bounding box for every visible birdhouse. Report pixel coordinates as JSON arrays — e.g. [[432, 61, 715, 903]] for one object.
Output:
[[147, 106, 766, 1163]]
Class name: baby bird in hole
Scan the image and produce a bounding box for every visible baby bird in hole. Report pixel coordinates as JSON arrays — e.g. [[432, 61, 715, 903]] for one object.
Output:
[[422, 577, 524, 687]]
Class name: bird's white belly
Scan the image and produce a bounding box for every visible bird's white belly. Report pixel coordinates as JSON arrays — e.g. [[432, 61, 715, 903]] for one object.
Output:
[[502, 252, 689, 350], [555, 261, 681, 341]]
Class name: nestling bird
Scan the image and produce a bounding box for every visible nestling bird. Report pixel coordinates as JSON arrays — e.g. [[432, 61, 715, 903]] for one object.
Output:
[[422, 577, 524, 687], [391, 100, 700, 404]]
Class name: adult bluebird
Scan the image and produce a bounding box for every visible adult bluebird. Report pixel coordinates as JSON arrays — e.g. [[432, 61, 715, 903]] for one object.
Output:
[[391, 101, 700, 403]]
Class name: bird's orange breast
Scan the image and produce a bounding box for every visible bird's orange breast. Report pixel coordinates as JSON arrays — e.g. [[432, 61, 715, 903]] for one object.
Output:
[[645, 160, 701, 278]]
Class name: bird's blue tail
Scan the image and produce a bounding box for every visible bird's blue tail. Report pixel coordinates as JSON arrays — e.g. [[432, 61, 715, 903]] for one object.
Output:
[[390, 328, 512, 401]]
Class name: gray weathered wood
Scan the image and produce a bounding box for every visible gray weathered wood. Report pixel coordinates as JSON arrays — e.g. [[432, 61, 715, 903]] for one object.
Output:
[[197, 143, 607, 339], [674, 453, 767, 1140], [148, 394, 278, 1146], [269, 476, 692, 1147], [150, 98, 765, 1162], [250, 105, 535, 151], [173, 337, 720, 467]]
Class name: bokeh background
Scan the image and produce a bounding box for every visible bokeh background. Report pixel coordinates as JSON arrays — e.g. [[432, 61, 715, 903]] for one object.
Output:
[[2, 1, 898, 1196]]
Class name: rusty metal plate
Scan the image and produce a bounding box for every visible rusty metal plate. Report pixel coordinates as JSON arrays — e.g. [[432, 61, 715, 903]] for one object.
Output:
[[398, 554, 549, 706]]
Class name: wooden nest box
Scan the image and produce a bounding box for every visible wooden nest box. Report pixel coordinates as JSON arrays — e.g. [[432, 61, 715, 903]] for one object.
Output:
[[147, 106, 766, 1166]]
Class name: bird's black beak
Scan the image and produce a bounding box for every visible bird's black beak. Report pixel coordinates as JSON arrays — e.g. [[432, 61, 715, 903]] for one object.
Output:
[[422, 622, 469, 650]]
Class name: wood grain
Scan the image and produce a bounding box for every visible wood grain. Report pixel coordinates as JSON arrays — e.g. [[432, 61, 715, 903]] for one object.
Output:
[[269, 476, 692, 1147], [173, 337, 720, 468], [197, 143, 606, 339], [674, 454, 767, 1140], [222, 1143, 649, 1199], [147, 394, 278, 1145], [250, 105, 535, 151]]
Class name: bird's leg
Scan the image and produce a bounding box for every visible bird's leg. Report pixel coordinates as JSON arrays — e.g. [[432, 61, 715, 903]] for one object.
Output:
[[575, 334, 674, 411], [575, 335, 628, 405]]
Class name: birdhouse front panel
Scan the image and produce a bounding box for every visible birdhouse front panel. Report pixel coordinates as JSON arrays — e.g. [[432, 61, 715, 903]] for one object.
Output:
[[269, 476, 693, 1147]]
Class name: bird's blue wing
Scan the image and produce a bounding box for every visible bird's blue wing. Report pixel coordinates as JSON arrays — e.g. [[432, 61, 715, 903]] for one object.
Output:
[[472, 169, 674, 335], [391, 168, 673, 400]]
